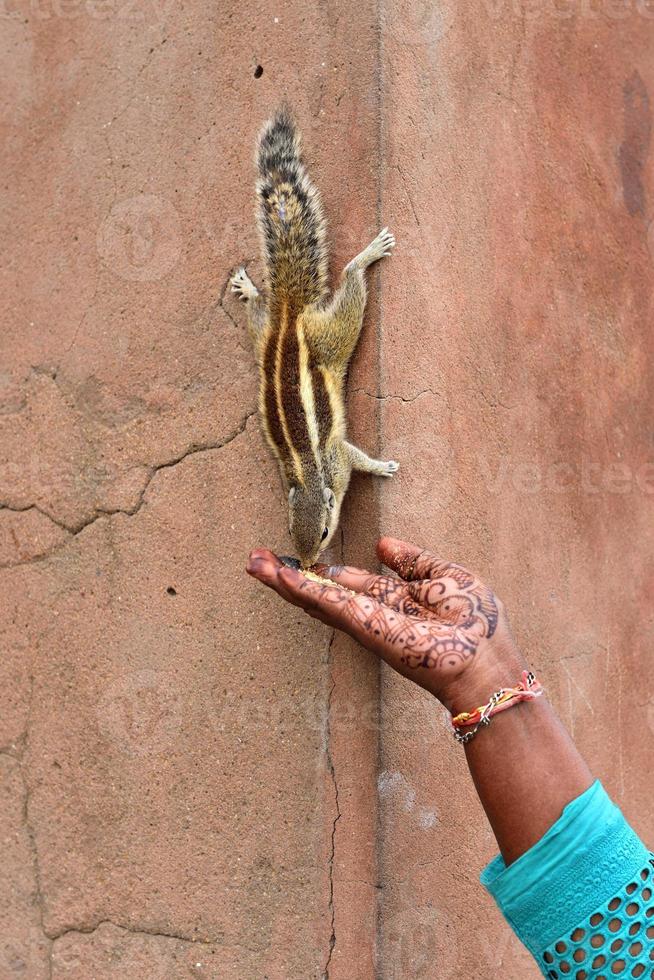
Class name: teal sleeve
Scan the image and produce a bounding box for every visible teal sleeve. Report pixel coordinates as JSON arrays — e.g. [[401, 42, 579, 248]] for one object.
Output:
[[481, 780, 653, 976]]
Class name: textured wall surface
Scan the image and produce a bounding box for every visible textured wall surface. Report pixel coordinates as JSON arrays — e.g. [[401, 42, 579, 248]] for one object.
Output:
[[1, 0, 653, 977]]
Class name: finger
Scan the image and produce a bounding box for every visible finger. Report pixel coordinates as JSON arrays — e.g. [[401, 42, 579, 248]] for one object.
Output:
[[248, 548, 282, 566], [278, 566, 357, 620], [276, 568, 469, 687], [376, 537, 430, 580], [275, 571, 336, 622], [277, 567, 419, 669], [312, 563, 432, 620], [247, 558, 337, 628], [315, 561, 459, 623], [312, 563, 376, 590], [377, 537, 469, 585], [320, 567, 469, 628], [246, 553, 314, 604], [314, 563, 404, 598], [246, 548, 284, 582]]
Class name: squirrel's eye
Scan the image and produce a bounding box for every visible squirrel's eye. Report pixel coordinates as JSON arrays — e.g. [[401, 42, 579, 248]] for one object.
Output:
[[321, 527, 329, 541]]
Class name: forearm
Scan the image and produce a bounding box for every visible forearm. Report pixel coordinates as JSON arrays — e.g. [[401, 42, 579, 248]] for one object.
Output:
[[445, 637, 593, 865], [464, 697, 593, 864], [246, 540, 653, 975], [447, 650, 654, 977], [438, 623, 653, 979]]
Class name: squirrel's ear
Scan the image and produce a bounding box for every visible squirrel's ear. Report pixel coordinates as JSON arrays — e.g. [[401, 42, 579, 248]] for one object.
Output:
[[288, 486, 297, 504], [323, 487, 336, 509]]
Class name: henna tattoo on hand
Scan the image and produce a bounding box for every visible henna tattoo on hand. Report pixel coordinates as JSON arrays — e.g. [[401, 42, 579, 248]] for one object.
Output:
[[297, 554, 499, 679]]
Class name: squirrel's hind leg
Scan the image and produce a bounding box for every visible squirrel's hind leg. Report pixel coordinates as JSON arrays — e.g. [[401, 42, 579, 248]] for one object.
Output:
[[303, 229, 395, 370], [229, 267, 268, 352], [345, 441, 399, 477]]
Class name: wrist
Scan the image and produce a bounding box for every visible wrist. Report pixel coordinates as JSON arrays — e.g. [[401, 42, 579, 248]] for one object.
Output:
[[439, 636, 529, 716]]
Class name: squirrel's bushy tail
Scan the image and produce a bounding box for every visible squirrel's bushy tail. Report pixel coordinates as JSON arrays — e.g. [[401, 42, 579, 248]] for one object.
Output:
[[256, 107, 328, 310]]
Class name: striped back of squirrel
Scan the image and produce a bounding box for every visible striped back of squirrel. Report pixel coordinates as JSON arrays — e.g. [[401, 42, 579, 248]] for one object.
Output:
[[255, 109, 342, 490], [260, 312, 344, 490]]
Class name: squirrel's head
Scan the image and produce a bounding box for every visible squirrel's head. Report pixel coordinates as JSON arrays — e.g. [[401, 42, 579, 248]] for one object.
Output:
[[288, 483, 341, 567]]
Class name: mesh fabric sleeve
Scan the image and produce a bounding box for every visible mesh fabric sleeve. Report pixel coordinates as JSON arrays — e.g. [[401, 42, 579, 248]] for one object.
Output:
[[480, 780, 654, 978]]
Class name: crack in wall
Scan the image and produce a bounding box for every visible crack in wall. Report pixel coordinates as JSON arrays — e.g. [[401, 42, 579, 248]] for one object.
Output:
[[0, 409, 257, 567], [353, 386, 439, 403], [2, 282, 258, 960], [59, 281, 101, 370], [0, 503, 72, 536], [103, 34, 169, 134], [49, 919, 217, 947], [19, 677, 53, 978], [322, 630, 341, 980]]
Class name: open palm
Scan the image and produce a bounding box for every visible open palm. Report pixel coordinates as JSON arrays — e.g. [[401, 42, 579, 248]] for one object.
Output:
[[246, 537, 511, 707]]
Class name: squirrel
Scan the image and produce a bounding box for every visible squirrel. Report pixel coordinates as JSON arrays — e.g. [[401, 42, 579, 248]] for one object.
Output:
[[230, 106, 398, 567]]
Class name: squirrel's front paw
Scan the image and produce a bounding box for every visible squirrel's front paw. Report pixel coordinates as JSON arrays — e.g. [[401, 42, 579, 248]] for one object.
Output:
[[230, 267, 259, 302], [380, 459, 400, 477]]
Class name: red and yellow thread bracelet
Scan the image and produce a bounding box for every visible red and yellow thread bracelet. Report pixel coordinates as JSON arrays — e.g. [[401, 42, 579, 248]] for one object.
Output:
[[450, 670, 544, 744]]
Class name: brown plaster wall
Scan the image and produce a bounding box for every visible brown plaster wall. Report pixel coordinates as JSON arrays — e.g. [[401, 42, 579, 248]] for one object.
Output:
[[1, 0, 653, 977], [377, 2, 654, 975]]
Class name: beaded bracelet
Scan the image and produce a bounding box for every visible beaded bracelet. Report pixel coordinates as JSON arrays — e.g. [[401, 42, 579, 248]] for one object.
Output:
[[450, 670, 544, 744]]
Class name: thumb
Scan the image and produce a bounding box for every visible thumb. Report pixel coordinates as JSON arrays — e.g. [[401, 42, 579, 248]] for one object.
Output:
[[376, 537, 425, 580]]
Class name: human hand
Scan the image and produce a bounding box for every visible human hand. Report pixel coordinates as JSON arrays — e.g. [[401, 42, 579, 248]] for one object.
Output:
[[246, 536, 526, 714]]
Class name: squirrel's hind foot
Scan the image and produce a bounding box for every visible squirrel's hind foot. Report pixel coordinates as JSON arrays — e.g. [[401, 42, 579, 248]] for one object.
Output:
[[230, 267, 259, 302]]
